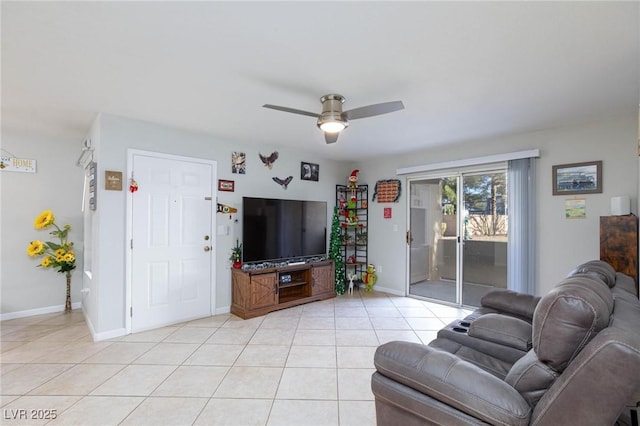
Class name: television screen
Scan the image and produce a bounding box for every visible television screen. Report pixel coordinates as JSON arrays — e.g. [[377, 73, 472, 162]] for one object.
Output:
[[242, 197, 327, 263]]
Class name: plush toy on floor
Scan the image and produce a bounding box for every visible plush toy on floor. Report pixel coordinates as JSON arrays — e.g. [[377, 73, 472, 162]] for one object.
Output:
[[362, 264, 377, 292], [347, 273, 358, 295]]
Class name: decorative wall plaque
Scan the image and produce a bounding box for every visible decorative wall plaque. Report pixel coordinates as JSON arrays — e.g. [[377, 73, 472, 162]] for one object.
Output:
[[105, 170, 123, 191]]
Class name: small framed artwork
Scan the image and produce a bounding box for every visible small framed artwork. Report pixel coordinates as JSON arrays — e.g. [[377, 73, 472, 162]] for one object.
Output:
[[300, 161, 319, 181], [552, 161, 602, 196], [565, 198, 586, 219], [218, 179, 235, 192], [232, 152, 246, 174]]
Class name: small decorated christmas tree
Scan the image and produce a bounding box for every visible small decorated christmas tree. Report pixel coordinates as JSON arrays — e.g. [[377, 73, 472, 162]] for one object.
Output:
[[329, 205, 345, 295]]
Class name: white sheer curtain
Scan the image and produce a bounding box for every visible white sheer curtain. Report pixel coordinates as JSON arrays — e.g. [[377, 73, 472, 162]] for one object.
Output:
[[507, 158, 536, 294]]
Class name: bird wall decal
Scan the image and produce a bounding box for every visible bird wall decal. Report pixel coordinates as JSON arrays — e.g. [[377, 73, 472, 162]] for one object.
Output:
[[272, 176, 293, 190], [259, 151, 279, 169]]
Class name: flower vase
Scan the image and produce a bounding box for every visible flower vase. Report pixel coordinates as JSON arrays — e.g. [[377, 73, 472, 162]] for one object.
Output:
[[232, 260, 242, 269], [65, 272, 72, 313]]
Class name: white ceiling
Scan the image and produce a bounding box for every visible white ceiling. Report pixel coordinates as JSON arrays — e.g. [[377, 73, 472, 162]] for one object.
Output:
[[2, 1, 639, 160]]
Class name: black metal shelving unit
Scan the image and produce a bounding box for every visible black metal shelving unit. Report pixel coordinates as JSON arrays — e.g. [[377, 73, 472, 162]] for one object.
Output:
[[336, 184, 368, 286]]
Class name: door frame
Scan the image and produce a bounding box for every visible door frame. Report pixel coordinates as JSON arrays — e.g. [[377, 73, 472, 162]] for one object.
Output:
[[125, 149, 217, 334]]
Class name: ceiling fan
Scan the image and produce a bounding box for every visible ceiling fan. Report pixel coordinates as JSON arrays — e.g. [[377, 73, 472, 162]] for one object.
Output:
[[262, 94, 404, 144]]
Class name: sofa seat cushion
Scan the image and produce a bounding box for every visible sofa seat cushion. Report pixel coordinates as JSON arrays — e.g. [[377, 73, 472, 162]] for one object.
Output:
[[374, 341, 531, 426], [504, 350, 558, 407], [429, 337, 513, 379], [437, 318, 529, 366]]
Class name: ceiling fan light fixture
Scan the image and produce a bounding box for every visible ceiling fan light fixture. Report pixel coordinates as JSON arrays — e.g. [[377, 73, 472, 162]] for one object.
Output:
[[263, 93, 403, 143], [317, 94, 348, 133], [318, 119, 347, 133]]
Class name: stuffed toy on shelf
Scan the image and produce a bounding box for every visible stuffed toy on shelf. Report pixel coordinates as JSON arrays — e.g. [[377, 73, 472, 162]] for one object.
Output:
[[348, 169, 359, 188]]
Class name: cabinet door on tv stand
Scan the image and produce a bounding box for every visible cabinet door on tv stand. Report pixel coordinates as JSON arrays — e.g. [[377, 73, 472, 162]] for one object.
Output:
[[250, 273, 278, 310], [312, 264, 334, 296]]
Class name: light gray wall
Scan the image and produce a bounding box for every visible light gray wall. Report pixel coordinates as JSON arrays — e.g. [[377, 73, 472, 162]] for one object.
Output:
[[1, 131, 85, 315], [356, 112, 638, 297], [3, 111, 637, 334], [86, 114, 346, 336]]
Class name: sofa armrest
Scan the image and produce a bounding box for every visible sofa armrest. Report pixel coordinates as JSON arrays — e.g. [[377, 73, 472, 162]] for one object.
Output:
[[468, 313, 532, 352], [374, 341, 531, 426], [481, 289, 541, 321]]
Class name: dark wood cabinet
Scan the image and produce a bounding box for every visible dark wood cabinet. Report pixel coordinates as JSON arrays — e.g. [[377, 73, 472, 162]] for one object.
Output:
[[231, 260, 335, 319], [600, 215, 639, 296]]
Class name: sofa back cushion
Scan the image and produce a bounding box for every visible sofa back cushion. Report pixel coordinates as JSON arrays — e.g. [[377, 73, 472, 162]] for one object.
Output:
[[505, 275, 614, 407], [567, 259, 616, 288], [533, 275, 613, 372]]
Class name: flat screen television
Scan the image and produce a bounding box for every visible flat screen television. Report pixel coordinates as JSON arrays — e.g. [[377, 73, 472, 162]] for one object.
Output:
[[242, 197, 327, 263]]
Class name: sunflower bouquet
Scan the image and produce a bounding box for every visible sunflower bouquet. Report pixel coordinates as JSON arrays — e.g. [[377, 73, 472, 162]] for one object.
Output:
[[26, 210, 76, 274]]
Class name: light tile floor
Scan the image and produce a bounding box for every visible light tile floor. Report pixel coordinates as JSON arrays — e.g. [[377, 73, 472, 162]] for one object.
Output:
[[0, 291, 471, 426]]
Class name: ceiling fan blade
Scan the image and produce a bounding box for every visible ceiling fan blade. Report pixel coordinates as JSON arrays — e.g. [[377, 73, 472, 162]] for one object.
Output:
[[324, 132, 339, 144], [343, 101, 404, 120], [262, 104, 320, 118]]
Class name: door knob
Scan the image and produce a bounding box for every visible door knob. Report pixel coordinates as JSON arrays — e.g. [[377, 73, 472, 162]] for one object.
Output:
[[204, 246, 211, 252], [204, 235, 210, 241]]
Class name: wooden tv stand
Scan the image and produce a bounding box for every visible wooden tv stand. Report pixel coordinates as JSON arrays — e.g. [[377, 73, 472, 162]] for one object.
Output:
[[231, 260, 335, 319]]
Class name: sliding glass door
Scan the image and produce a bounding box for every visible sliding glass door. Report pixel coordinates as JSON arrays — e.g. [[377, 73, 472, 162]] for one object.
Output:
[[408, 176, 459, 304], [461, 171, 508, 306], [408, 169, 508, 307]]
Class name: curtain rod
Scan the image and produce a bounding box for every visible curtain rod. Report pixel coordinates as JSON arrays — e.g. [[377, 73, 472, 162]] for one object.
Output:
[[396, 149, 540, 175]]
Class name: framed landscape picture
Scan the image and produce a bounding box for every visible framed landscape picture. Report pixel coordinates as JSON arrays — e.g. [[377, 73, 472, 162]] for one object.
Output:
[[552, 161, 602, 196]]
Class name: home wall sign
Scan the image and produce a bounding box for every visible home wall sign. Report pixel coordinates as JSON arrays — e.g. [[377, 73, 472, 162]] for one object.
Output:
[[0, 156, 37, 173]]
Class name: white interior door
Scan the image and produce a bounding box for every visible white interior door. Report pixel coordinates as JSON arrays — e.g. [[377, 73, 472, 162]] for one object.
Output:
[[131, 153, 215, 332]]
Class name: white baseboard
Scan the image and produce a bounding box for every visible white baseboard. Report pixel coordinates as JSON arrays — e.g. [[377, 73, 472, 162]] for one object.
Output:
[[85, 307, 230, 342], [93, 327, 127, 342], [0, 302, 82, 321], [369, 285, 405, 297], [82, 309, 127, 342], [83, 309, 97, 339], [215, 306, 231, 315]]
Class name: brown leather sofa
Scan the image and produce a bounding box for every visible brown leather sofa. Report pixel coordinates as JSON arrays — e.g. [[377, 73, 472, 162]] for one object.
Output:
[[372, 261, 640, 425]]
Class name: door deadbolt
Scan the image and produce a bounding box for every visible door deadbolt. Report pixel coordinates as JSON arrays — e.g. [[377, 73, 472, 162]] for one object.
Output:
[[204, 235, 210, 241]]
